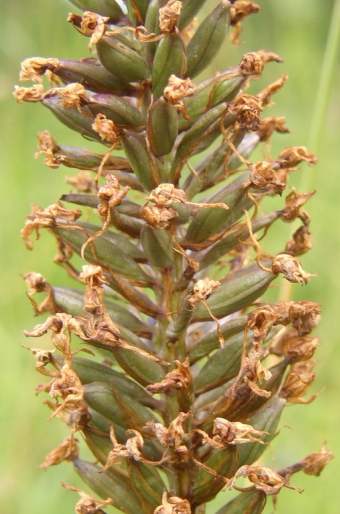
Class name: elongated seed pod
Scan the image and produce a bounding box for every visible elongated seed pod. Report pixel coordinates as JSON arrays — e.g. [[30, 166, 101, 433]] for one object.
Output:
[[74, 459, 141, 514], [152, 32, 187, 100], [97, 34, 149, 83], [185, 1, 231, 79], [69, 0, 125, 18]]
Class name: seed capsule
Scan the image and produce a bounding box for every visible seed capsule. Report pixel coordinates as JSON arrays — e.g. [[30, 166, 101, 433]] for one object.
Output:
[[186, 1, 231, 79], [215, 490, 266, 514], [148, 97, 178, 155], [192, 264, 275, 322], [73, 459, 141, 514], [97, 34, 149, 83], [87, 93, 146, 127], [152, 32, 187, 99], [69, 0, 124, 18]]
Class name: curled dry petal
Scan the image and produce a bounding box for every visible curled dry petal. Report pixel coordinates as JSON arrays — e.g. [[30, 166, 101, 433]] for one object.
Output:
[[145, 412, 190, 450], [13, 84, 46, 102], [228, 465, 302, 494], [159, 0, 182, 33], [280, 190, 316, 223], [21, 202, 82, 250], [164, 75, 195, 118], [249, 161, 285, 195], [272, 254, 315, 285], [257, 74, 288, 107], [279, 361, 318, 403], [48, 83, 89, 109], [141, 205, 179, 229], [300, 444, 334, 476], [67, 11, 108, 50], [22, 271, 57, 315], [239, 52, 264, 76], [147, 359, 192, 394], [92, 113, 121, 144], [278, 146, 318, 168], [257, 116, 290, 141], [154, 490, 191, 514], [104, 426, 144, 470], [20, 57, 60, 82], [39, 436, 79, 468], [62, 482, 112, 514], [285, 225, 313, 256], [228, 93, 263, 131], [146, 183, 187, 207]]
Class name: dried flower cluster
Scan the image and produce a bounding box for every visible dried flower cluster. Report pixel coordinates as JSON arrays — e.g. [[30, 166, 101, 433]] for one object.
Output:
[[16, 1, 332, 513]]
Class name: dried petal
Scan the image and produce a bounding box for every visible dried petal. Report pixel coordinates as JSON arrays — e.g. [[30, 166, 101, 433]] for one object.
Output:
[[39, 436, 79, 468], [272, 254, 314, 284]]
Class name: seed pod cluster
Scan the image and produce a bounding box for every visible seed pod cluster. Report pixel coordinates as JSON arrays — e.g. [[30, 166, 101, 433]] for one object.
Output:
[[16, 1, 332, 513]]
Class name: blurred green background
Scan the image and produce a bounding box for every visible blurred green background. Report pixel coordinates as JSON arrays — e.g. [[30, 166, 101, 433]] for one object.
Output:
[[1, 0, 339, 512]]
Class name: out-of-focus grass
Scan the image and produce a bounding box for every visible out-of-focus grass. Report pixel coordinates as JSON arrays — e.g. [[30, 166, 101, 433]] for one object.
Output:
[[1, 0, 339, 512]]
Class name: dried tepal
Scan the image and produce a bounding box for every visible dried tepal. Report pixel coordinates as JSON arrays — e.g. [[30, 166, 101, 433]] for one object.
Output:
[[15, 0, 333, 512]]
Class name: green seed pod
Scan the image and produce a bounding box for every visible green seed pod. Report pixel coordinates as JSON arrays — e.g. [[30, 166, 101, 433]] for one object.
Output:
[[144, 0, 161, 61], [52, 225, 153, 287], [206, 360, 289, 425], [68, 356, 152, 403], [97, 34, 149, 83], [152, 32, 187, 100], [54, 59, 134, 94], [179, 0, 210, 30], [83, 381, 153, 429], [53, 286, 153, 339], [194, 332, 248, 394], [192, 264, 275, 322], [87, 93, 146, 127], [41, 97, 100, 141], [193, 446, 238, 507], [141, 225, 174, 268], [69, 0, 125, 18], [184, 174, 247, 246], [148, 97, 178, 155], [121, 130, 158, 191], [189, 316, 247, 364], [127, 461, 165, 512], [179, 74, 245, 131], [113, 346, 167, 386], [237, 395, 286, 467], [83, 429, 113, 466], [215, 491, 266, 514], [106, 274, 163, 318], [87, 407, 125, 441], [47, 145, 132, 173], [185, 1, 231, 79], [73, 459, 141, 514], [170, 103, 229, 181], [198, 211, 279, 270]]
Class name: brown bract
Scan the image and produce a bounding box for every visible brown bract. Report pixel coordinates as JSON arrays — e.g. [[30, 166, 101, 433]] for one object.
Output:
[[257, 117, 290, 142], [278, 146, 318, 168], [280, 360, 318, 403]]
